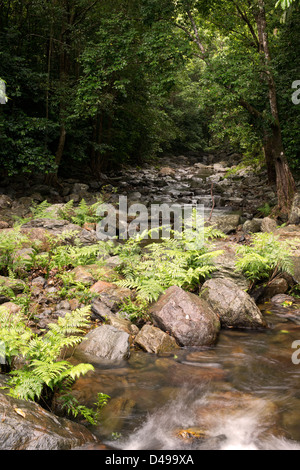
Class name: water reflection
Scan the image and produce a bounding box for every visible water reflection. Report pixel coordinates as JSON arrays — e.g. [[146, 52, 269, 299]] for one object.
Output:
[[73, 305, 300, 450]]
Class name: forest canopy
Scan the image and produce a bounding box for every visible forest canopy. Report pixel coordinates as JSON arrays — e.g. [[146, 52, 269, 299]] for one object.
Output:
[[0, 0, 299, 211]]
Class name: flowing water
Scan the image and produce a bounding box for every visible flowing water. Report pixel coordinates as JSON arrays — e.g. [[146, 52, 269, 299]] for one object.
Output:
[[74, 158, 300, 450], [73, 302, 300, 450]]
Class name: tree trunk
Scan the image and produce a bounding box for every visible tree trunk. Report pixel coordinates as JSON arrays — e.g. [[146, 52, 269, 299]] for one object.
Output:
[[256, 0, 296, 214]]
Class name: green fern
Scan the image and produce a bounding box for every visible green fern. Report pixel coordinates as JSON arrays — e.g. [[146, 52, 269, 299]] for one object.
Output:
[[0, 305, 95, 403], [114, 224, 224, 303], [71, 198, 105, 226], [235, 232, 294, 283], [0, 227, 30, 274]]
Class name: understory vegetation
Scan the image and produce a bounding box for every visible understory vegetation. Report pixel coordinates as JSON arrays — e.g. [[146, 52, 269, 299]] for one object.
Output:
[[1, 0, 299, 213], [0, 191, 298, 431]]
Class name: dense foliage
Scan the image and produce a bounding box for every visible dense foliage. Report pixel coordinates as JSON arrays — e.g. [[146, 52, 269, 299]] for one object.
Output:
[[0, 0, 299, 206]]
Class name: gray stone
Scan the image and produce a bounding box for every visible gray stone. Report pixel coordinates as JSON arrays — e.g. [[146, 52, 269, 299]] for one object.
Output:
[[261, 217, 277, 233], [91, 298, 114, 320], [271, 294, 296, 304], [0, 388, 97, 450], [77, 229, 98, 246], [150, 286, 220, 347], [262, 278, 289, 301], [201, 278, 267, 329], [135, 324, 179, 354], [31, 276, 46, 287], [243, 218, 262, 233], [76, 325, 130, 362], [213, 214, 241, 234]]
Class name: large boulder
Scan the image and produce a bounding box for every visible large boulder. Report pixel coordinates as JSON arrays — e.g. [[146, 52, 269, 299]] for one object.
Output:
[[200, 278, 267, 329], [150, 286, 221, 347], [0, 386, 97, 450], [134, 324, 180, 354], [76, 325, 130, 362]]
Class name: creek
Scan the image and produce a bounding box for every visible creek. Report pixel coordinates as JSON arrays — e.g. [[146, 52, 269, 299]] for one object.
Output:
[[72, 156, 300, 451], [74, 301, 300, 450]]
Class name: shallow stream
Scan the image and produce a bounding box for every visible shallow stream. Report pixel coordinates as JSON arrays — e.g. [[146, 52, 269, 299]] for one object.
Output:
[[74, 302, 300, 450]]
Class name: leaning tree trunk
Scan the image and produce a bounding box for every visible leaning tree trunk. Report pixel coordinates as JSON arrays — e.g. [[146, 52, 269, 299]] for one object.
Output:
[[256, 0, 296, 215]]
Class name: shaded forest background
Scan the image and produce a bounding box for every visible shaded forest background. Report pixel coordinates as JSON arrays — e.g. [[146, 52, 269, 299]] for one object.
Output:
[[0, 0, 299, 186]]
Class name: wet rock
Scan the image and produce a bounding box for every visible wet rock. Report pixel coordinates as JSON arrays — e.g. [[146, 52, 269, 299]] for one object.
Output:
[[201, 278, 267, 329], [0, 388, 97, 450], [99, 397, 136, 436], [77, 229, 98, 246], [262, 278, 289, 301], [134, 324, 180, 354], [168, 362, 226, 386], [271, 294, 296, 304], [150, 286, 221, 347], [103, 312, 139, 336], [91, 298, 113, 320], [194, 390, 279, 438], [175, 427, 207, 441], [261, 217, 277, 233], [76, 325, 130, 362]]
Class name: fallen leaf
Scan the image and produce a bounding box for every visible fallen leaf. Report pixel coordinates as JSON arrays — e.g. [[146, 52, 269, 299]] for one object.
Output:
[[14, 408, 26, 418]]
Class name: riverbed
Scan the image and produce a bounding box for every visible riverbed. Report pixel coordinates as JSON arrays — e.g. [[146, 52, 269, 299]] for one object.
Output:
[[73, 301, 300, 450]]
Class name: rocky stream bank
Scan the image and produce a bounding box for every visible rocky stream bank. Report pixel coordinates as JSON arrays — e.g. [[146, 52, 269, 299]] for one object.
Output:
[[0, 153, 300, 450]]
